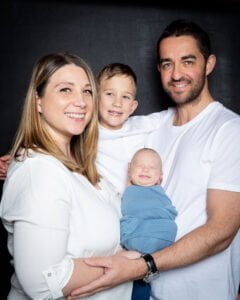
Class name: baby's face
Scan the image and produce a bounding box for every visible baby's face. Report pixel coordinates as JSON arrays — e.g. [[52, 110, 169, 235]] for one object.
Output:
[[98, 75, 138, 130], [129, 150, 163, 186]]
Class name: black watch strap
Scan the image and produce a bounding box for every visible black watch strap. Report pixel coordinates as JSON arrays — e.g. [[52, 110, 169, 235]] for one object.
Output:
[[141, 253, 158, 274]]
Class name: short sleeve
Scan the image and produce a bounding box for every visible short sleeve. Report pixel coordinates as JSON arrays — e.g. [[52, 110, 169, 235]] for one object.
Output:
[[208, 118, 240, 192]]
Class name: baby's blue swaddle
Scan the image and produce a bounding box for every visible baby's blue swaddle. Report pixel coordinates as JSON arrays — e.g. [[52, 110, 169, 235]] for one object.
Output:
[[120, 185, 177, 253]]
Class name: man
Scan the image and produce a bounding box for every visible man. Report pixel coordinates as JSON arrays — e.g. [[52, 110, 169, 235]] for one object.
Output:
[[68, 19, 240, 300]]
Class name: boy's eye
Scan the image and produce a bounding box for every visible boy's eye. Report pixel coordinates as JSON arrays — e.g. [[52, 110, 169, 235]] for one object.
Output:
[[122, 95, 131, 100], [106, 92, 113, 96]]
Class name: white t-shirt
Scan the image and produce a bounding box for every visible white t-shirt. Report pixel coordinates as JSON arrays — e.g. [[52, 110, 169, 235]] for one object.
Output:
[[0, 151, 132, 300], [146, 102, 240, 300], [97, 112, 164, 195]]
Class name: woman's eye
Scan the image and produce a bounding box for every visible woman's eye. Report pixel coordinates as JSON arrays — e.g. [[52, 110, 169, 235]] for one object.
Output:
[[60, 87, 71, 93], [83, 89, 93, 95]]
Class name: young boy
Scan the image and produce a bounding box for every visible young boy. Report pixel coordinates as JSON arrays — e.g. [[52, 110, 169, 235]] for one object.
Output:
[[96, 63, 164, 195]]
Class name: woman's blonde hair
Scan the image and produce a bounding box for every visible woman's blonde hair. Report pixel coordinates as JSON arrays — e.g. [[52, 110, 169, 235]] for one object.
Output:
[[11, 52, 100, 185]]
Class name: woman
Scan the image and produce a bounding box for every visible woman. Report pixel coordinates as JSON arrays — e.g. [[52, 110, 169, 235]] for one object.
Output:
[[0, 52, 132, 299]]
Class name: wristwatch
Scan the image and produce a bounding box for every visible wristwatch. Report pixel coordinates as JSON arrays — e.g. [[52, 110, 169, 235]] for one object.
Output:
[[141, 253, 159, 283]]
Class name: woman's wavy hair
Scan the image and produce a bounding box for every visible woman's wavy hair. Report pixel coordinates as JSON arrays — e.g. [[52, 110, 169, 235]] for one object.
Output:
[[11, 52, 100, 185]]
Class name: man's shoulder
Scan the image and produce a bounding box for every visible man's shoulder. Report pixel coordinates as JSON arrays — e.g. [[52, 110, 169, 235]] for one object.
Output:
[[214, 102, 239, 119], [213, 102, 240, 131]]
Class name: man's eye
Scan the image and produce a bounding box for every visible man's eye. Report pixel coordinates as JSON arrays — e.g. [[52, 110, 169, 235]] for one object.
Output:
[[161, 63, 171, 70], [184, 60, 194, 66]]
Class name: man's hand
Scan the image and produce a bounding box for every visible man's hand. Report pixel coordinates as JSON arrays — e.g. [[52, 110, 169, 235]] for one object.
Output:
[[0, 154, 12, 180], [67, 255, 147, 299]]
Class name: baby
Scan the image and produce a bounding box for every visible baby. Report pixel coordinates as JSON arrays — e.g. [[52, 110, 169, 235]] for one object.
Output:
[[120, 148, 177, 254]]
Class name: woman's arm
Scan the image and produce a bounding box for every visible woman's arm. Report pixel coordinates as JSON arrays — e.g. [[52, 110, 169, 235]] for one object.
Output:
[[14, 213, 105, 299]]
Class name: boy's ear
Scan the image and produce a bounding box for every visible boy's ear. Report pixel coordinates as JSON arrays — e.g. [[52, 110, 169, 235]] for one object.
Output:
[[130, 99, 138, 114]]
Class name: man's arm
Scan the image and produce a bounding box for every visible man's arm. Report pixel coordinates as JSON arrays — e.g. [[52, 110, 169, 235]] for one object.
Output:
[[68, 189, 240, 298], [153, 189, 240, 270]]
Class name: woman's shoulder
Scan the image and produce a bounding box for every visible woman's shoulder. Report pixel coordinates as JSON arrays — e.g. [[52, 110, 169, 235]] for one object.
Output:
[[1, 151, 72, 216], [6, 150, 72, 196], [10, 150, 67, 174]]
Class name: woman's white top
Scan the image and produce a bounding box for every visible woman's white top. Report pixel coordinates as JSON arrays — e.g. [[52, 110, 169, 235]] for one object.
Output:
[[0, 151, 132, 299]]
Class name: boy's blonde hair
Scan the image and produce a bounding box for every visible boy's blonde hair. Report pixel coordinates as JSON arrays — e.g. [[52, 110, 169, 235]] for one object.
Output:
[[97, 63, 137, 94], [11, 52, 100, 185]]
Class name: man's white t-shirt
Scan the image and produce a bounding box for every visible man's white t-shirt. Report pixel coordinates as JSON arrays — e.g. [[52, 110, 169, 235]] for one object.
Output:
[[146, 101, 240, 300]]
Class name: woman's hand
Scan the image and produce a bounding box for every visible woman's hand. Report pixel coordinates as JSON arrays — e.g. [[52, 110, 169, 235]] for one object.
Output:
[[116, 249, 141, 259]]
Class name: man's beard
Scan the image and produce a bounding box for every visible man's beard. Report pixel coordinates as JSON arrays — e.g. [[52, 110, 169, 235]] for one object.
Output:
[[164, 71, 206, 105]]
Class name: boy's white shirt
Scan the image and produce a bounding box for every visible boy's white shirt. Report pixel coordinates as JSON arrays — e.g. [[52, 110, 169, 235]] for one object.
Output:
[[97, 112, 165, 195]]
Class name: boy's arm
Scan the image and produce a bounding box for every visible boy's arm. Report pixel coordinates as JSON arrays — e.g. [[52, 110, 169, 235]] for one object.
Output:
[[129, 111, 167, 130]]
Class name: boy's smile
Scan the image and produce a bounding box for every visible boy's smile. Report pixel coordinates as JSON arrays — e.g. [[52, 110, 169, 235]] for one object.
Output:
[[98, 75, 138, 130]]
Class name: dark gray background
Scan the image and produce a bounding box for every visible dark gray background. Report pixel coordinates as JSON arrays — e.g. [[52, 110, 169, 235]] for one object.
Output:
[[1, 0, 240, 298]]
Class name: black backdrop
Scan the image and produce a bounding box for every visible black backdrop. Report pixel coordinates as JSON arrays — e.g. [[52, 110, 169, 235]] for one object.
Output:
[[1, 0, 240, 298]]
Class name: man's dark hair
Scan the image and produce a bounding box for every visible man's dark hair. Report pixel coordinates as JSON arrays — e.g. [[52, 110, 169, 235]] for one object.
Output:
[[156, 19, 212, 62]]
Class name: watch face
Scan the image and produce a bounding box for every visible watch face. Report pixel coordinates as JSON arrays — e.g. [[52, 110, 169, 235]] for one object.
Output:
[[143, 271, 160, 283]]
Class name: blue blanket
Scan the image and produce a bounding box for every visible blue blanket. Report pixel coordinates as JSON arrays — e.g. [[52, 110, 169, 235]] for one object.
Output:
[[120, 185, 177, 253]]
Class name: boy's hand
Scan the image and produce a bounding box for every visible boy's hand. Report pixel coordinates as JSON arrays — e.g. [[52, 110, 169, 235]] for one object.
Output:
[[0, 154, 12, 180]]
